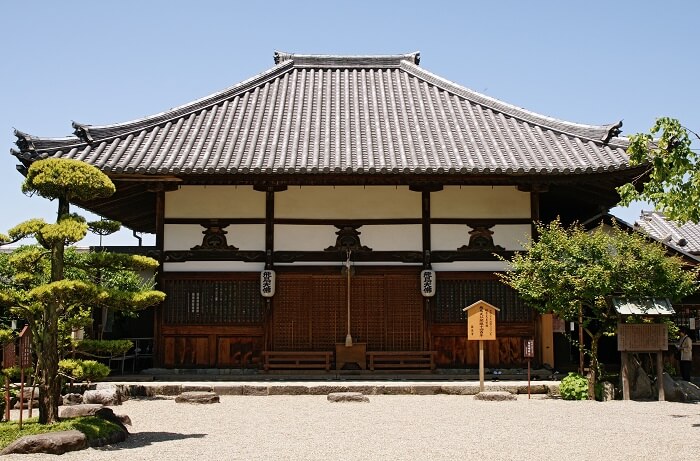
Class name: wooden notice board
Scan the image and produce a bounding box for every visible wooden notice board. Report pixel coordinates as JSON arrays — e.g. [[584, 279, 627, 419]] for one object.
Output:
[[464, 300, 500, 341]]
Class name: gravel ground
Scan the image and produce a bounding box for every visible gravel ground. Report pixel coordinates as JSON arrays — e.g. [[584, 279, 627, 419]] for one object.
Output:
[[4, 394, 700, 460]]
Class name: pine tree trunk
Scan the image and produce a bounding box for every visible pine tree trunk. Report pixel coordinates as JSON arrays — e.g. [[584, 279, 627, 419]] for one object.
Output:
[[38, 197, 68, 423]]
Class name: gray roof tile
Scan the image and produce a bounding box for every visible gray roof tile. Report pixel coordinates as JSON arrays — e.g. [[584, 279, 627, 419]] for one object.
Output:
[[13, 52, 631, 177], [634, 211, 700, 255]]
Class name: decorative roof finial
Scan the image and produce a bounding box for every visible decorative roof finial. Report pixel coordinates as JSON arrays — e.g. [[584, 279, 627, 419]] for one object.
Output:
[[274, 51, 293, 65], [14, 129, 35, 152], [602, 120, 623, 144], [72, 121, 94, 143]]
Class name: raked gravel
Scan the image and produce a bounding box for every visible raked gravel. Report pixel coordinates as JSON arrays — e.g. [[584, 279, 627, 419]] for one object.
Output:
[[4, 394, 700, 461]]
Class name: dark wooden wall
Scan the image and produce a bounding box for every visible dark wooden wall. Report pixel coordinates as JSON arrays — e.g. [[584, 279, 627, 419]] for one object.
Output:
[[156, 269, 535, 369]]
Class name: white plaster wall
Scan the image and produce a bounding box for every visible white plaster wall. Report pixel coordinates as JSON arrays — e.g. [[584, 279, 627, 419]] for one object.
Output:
[[431, 224, 531, 251], [165, 185, 264, 218], [164, 224, 265, 251], [431, 186, 530, 218], [433, 261, 511, 272], [163, 261, 265, 272], [355, 225, 421, 251], [275, 186, 419, 219], [275, 225, 338, 251], [275, 224, 421, 251]]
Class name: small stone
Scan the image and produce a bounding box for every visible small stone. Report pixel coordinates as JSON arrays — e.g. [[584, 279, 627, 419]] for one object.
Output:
[[327, 392, 369, 402], [62, 393, 83, 406], [83, 386, 122, 406], [13, 399, 38, 409], [59, 404, 104, 419], [175, 391, 220, 404], [600, 382, 616, 401], [473, 391, 517, 401]]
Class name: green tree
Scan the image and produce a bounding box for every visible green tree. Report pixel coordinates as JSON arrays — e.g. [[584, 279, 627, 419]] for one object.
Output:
[[617, 117, 700, 223], [499, 220, 697, 399], [0, 158, 165, 424]]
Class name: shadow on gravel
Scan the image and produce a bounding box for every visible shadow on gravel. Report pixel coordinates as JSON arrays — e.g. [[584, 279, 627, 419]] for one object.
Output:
[[92, 432, 207, 451]]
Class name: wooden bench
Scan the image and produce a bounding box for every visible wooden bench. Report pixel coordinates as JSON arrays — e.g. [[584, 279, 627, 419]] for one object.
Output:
[[367, 351, 436, 371], [262, 351, 333, 371]]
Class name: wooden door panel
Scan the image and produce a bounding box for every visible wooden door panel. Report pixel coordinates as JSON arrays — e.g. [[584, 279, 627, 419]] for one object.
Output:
[[217, 336, 263, 367], [164, 336, 209, 367]]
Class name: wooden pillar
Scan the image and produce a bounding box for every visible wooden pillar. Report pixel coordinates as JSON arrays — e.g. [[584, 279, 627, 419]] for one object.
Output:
[[153, 187, 166, 367], [656, 351, 665, 401], [265, 189, 275, 269], [621, 351, 630, 400], [539, 313, 555, 368], [529, 185, 543, 241], [410, 185, 442, 351], [255, 185, 286, 351], [421, 190, 431, 267]]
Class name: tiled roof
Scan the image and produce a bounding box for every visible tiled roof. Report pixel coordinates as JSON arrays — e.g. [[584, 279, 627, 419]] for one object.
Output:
[[12, 51, 631, 177], [634, 211, 700, 255]]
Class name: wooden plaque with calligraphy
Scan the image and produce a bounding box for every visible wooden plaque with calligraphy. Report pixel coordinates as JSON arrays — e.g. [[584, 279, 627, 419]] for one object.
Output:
[[463, 300, 500, 341], [18, 326, 32, 368]]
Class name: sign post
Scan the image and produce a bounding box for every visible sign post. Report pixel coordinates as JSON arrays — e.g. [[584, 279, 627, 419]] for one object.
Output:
[[464, 300, 500, 392], [18, 326, 32, 428], [524, 339, 535, 399], [2, 340, 16, 422]]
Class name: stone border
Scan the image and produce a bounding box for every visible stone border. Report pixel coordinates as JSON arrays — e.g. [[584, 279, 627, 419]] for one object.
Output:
[[116, 382, 560, 397]]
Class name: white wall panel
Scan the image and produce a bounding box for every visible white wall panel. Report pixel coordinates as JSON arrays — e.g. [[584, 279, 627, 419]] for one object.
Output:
[[164, 224, 265, 251], [163, 261, 265, 272], [355, 225, 421, 251], [165, 185, 264, 218], [275, 225, 337, 251], [431, 224, 530, 251], [432, 261, 511, 272], [276, 186, 419, 219], [432, 186, 530, 218], [492, 224, 531, 251]]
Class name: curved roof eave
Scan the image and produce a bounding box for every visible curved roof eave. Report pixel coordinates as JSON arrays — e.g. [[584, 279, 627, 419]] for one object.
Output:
[[398, 61, 625, 146]]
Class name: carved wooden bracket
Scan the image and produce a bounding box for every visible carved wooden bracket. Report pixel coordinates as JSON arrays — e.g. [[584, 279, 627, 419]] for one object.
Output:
[[191, 221, 239, 250], [324, 225, 372, 252], [457, 225, 505, 252]]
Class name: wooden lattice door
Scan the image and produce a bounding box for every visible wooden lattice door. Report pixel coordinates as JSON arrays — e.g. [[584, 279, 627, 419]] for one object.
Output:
[[272, 270, 423, 352]]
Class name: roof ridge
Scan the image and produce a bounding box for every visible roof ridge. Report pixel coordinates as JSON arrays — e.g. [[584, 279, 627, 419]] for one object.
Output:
[[399, 61, 626, 146], [274, 50, 420, 67]]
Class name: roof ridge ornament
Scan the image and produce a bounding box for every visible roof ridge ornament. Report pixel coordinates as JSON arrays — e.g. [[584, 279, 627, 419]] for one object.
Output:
[[72, 121, 94, 144], [273, 51, 293, 65], [601, 120, 623, 144], [13, 129, 35, 152]]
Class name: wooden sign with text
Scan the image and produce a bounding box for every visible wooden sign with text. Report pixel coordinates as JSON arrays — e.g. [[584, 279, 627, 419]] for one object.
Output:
[[464, 300, 500, 341]]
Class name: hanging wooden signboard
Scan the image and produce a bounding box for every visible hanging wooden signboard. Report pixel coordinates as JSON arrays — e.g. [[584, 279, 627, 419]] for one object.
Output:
[[464, 300, 499, 341]]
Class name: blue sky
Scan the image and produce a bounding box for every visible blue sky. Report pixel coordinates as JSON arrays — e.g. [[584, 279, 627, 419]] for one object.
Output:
[[1, 0, 698, 246]]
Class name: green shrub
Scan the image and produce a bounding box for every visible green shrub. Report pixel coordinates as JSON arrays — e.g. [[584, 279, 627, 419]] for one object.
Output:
[[59, 359, 110, 382], [1, 366, 34, 380], [74, 339, 133, 356], [560, 372, 589, 400]]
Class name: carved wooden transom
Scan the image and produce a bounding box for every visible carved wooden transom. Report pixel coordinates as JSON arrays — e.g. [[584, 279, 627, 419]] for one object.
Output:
[[457, 226, 504, 252], [191, 222, 239, 250], [325, 225, 372, 252]]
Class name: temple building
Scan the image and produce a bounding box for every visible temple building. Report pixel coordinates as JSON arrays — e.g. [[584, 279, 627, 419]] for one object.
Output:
[[11, 52, 644, 372]]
